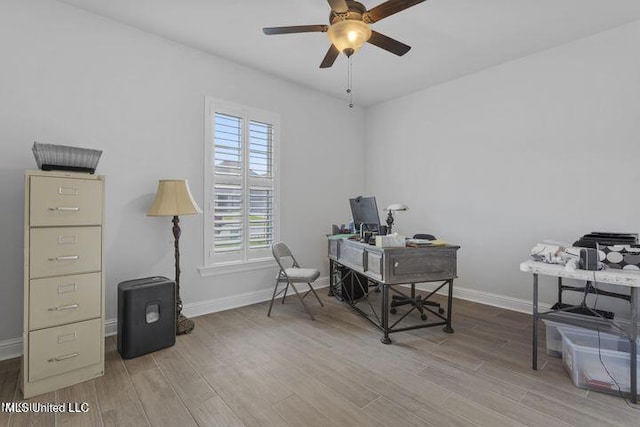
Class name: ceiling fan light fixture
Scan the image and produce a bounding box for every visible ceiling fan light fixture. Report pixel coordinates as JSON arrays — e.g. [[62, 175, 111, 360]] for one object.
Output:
[[327, 20, 371, 56]]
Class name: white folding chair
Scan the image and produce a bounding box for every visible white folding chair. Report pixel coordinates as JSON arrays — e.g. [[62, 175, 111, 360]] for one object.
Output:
[[268, 242, 324, 320]]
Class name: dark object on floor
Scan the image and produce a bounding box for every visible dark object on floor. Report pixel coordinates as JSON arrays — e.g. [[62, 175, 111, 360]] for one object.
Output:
[[118, 276, 176, 359], [390, 233, 444, 320], [339, 266, 369, 302], [551, 302, 615, 320]]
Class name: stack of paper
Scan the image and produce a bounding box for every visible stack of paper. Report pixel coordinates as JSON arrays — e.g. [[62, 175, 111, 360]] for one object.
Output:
[[406, 238, 447, 247]]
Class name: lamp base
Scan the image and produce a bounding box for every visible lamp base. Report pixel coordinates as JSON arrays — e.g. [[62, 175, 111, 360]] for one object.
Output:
[[176, 313, 195, 335]]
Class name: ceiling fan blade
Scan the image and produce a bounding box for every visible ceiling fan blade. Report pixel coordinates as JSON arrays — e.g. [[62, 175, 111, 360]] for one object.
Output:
[[262, 25, 328, 35], [367, 30, 411, 56], [320, 44, 340, 68], [365, 0, 426, 23], [327, 0, 349, 13]]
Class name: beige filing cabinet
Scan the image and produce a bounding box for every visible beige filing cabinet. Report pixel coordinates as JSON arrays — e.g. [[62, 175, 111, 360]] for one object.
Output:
[[22, 170, 105, 398]]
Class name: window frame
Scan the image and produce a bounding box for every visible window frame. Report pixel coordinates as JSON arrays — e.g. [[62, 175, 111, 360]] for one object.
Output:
[[202, 97, 280, 271]]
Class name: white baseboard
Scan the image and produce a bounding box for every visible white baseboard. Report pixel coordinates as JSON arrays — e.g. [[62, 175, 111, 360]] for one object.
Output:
[[411, 282, 552, 314], [0, 337, 23, 361], [182, 277, 330, 318], [105, 318, 118, 337], [2, 277, 546, 361]]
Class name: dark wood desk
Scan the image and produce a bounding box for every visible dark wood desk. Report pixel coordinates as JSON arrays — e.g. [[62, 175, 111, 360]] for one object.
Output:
[[327, 237, 459, 344]]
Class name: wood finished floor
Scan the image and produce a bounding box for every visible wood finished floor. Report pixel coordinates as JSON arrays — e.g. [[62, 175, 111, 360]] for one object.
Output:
[[1, 292, 639, 427]]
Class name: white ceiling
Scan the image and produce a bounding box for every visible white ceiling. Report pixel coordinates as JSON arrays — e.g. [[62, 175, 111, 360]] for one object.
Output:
[[58, 0, 640, 106]]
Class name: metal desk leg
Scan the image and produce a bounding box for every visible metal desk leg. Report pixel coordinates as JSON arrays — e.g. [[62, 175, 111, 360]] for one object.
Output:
[[532, 273, 539, 371], [557, 277, 563, 306], [381, 284, 391, 344], [443, 279, 454, 333], [328, 259, 335, 297], [631, 287, 638, 404]]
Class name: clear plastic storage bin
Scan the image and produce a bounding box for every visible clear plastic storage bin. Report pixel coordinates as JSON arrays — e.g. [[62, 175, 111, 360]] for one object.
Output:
[[560, 329, 639, 396], [543, 319, 587, 357], [542, 318, 619, 358]]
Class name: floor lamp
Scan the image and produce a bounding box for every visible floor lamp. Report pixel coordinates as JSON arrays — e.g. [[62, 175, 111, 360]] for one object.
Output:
[[148, 179, 202, 335]]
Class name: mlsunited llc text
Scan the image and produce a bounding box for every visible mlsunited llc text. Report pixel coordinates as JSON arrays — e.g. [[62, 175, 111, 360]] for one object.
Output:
[[2, 402, 89, 413]]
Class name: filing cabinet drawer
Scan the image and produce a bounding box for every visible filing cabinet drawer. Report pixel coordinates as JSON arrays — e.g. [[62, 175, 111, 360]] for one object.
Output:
[[30, 227, 102, 279], [29, 272, 101, 330], [28, 318, 101, 382], [30, 176, 103, 227]]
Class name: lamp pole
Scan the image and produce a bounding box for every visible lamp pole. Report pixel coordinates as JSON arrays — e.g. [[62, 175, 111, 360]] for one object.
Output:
[[148, 179, 201, 336], [385, 210, 395, 234], [172, 215, 194, 335]]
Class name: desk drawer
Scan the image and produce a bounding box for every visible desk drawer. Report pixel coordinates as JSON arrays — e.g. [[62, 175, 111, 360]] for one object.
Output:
[[30, 176, 103, 227], [338, 243, 365, 271], [30, 227, 102, 279], [29, 272, 101, 330], [28, 318, 101, 382], [328, 240, 338, 259], [388, 249, 457, 283], [366, 251, 382, 275]]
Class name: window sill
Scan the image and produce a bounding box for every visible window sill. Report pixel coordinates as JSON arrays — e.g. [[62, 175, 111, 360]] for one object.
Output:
[[198, 258, 278, 277]]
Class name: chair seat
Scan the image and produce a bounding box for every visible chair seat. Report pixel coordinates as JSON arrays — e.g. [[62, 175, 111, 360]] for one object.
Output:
[[284, 267, 320, 282]]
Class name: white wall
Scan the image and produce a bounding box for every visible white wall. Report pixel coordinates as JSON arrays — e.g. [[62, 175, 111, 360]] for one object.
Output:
[[0, 0, 365, 342], [365, 20, 640, 316]]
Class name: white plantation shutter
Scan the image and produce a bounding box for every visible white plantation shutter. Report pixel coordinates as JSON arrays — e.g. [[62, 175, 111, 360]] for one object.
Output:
[[249, 187, 273, 249], [214, 113, 242, 176], [213, 184, 243, 253], [249, 120, 272, 178], [205, 98, 279, 265], [248, 119, 274, 251]]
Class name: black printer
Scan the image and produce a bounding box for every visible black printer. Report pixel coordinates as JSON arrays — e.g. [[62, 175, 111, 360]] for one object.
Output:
[[573, 231, 638, 248]]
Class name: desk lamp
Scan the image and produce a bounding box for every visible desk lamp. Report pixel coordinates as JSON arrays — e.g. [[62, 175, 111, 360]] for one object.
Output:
[[385, 203, 408, 234], [147, 179, 202, 335]]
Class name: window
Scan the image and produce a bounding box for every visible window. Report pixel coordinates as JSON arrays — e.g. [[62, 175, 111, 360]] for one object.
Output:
[[204, 98, 279, 267]]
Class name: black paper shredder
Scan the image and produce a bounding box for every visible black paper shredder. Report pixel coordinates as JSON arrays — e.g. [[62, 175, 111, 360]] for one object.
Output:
[[117, 276, 176, 359]]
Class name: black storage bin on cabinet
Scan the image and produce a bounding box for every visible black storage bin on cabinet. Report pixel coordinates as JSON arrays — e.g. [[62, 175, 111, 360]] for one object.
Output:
[[117, 276, 176, 359]]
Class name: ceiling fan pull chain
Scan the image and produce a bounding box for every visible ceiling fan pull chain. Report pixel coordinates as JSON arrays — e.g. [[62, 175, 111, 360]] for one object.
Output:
[[347, 56, 354, 108]]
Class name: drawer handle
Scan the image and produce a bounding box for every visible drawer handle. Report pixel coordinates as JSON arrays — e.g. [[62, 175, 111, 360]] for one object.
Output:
[[48, 353, 79, 363], [58, 187, 79, 196], [49, 255, 79, 261], [48, 207, 80, 212], [58, 283, 77, 294], [394, 261, 400, 268], [48, 304, 79, 312]]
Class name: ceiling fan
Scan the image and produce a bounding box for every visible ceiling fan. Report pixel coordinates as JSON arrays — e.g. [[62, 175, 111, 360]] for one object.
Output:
[[263, 0, 426, 68]]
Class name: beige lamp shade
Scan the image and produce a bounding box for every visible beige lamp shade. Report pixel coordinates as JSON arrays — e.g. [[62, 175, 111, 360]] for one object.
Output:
[[147, 179, 202, 216]]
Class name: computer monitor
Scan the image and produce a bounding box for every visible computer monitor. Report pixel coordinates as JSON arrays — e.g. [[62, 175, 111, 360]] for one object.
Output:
[[349, 196, 380, 232]]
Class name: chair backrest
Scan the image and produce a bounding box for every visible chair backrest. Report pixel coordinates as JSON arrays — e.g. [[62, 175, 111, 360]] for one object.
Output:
[[413, 233, 436, 240], [272, 242, 299, 270]]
